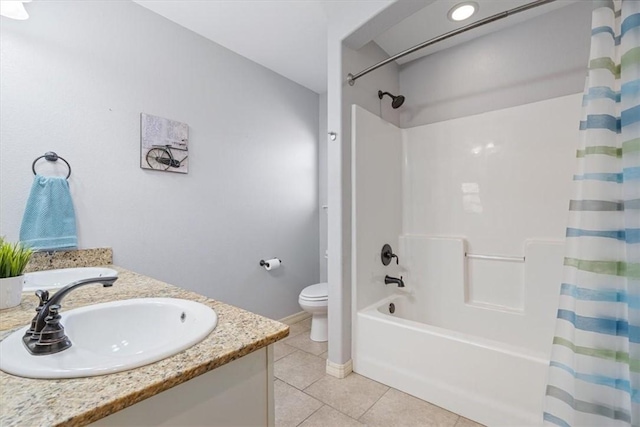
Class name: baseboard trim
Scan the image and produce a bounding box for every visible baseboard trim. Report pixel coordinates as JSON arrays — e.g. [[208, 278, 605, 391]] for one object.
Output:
[[278, 311, 311, 325], [326, 359, 353, 379]]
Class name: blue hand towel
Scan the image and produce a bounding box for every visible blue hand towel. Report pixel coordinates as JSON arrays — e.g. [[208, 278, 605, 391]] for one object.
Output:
[[19, 174, 77, 250]]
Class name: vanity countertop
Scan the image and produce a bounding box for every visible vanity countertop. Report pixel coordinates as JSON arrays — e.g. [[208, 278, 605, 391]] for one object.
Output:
[[0, 266, 289, 427]]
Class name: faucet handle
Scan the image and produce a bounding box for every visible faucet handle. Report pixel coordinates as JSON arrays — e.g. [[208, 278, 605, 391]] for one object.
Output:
[[47, 304, 61, 317], [35, 290, 49, 307], [381, 244, 399, 266]]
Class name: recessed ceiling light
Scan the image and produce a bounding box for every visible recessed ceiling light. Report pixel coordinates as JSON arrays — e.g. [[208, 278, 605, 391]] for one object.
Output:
[[0, 0, 31, 20], [448, 2, 478, 22]]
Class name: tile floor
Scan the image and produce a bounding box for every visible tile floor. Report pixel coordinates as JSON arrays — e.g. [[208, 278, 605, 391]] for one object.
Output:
[[274, 318, 485, 427]]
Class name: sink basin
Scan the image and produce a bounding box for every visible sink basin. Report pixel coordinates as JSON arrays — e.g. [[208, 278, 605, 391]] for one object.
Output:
[[23, 267, 119, 292], [0, 298, 217, 379]]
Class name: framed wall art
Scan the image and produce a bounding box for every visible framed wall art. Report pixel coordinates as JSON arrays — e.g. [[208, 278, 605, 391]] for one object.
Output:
[[140, 113, 189, 174]]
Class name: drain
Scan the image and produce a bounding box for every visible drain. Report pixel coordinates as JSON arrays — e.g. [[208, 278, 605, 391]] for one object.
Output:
[[180, 312, 186, 322], [389, 303, 395, 314]]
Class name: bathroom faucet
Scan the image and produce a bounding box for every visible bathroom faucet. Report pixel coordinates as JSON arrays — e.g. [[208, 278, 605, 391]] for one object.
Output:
[[22, 276, 118, 355], [384, 275, 404, 288]]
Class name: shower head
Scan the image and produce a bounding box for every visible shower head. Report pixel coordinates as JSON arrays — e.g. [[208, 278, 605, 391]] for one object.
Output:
[[392, 95, 405, 109], [378, 90, 405, 109]]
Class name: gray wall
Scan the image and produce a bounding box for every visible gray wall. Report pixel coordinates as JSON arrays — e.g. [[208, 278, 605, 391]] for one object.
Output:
[[319, 93, 328, 283], [0, 0, 319, 320], [399, 1, 596, 127], [344, 42, 401, 129]]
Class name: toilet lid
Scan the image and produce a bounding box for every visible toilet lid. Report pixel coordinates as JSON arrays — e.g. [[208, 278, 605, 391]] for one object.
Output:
[[300, 282, 328, 300]]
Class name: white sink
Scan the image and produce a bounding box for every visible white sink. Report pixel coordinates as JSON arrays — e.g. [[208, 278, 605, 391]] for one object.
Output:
[[0, 298, 217, 379], [23, 267, 119, 292]]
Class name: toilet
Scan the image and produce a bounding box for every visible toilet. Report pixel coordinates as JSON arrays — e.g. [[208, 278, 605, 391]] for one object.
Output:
[[298, 282, 328, 342]]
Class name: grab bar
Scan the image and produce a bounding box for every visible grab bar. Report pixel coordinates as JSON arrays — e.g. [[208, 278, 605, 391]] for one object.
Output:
[[465, 253, 525, 262]]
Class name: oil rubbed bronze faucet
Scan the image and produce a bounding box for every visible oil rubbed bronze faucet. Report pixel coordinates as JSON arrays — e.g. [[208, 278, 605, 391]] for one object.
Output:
[[384, 275, 404, 288], [22, 276, 118, 355]]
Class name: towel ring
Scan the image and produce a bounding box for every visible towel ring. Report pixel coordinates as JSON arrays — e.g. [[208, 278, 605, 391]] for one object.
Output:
[[32, 152, 71, 180]]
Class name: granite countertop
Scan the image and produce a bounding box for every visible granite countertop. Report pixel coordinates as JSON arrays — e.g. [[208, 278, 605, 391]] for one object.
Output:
[[0, 266, 289, 427]]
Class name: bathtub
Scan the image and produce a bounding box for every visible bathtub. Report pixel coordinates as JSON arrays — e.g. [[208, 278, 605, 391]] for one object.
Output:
[[353, 294, 549, 427]]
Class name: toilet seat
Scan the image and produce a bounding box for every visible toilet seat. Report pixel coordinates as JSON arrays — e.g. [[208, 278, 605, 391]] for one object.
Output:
[[300, 282, 328, 301], [299, 295, 328, 302]]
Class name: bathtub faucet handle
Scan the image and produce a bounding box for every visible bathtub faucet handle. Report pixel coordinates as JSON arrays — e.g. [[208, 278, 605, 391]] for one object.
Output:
[[389, 253, 399, 265], [381, 244, 399, 266]]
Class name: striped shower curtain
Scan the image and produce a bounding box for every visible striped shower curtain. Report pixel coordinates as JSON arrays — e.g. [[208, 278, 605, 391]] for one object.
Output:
[[544, 1, 640, 426]]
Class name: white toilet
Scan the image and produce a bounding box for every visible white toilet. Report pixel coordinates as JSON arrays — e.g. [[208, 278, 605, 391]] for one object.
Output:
[[298, 282, 328, 342]]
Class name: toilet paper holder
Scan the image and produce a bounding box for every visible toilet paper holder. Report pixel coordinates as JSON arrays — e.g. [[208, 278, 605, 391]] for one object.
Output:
[[260, 258, 282, 269]]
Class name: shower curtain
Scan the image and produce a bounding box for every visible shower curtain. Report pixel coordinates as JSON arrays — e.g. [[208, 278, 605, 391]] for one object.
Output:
[[544, 1, 640, 426]]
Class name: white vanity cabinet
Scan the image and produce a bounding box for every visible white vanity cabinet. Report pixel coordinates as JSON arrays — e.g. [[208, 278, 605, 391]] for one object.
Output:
[[93, 346, 275, 426]]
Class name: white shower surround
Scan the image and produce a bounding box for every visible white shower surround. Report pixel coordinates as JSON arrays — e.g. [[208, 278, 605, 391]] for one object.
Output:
[[351, 94, 583, 426]]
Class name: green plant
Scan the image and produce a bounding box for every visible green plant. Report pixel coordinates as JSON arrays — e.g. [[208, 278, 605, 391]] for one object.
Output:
[[0, 237, 33, 279]]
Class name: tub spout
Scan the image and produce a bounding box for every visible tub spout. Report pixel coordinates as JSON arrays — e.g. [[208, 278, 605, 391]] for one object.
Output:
[[384, 275, 404, 288]]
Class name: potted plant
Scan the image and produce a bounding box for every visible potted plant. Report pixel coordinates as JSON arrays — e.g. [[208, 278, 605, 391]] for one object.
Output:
[[0, 238, 33, 309]]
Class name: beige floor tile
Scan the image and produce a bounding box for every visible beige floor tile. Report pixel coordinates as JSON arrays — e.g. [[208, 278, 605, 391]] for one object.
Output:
[[274, 341, 297, 361], [285, 332, 328, 356], [299, 405, 365, 427], [288, 319, 311, 338], [298, 317, 312, 329], [455, 417, 485, 427], [274, 350, 326, 390], [304, 373, 389, 419], [360, 388, 459, 427], [319, 351, 328, 360], [274, 379, 323, 427]]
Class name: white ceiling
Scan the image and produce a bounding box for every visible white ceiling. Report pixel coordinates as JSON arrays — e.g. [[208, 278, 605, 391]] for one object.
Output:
[[134, 0, 576, 94]]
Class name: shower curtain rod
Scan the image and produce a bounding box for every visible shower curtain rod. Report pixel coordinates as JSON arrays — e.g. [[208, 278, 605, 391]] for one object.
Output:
[[347, 0, 556, 86]]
